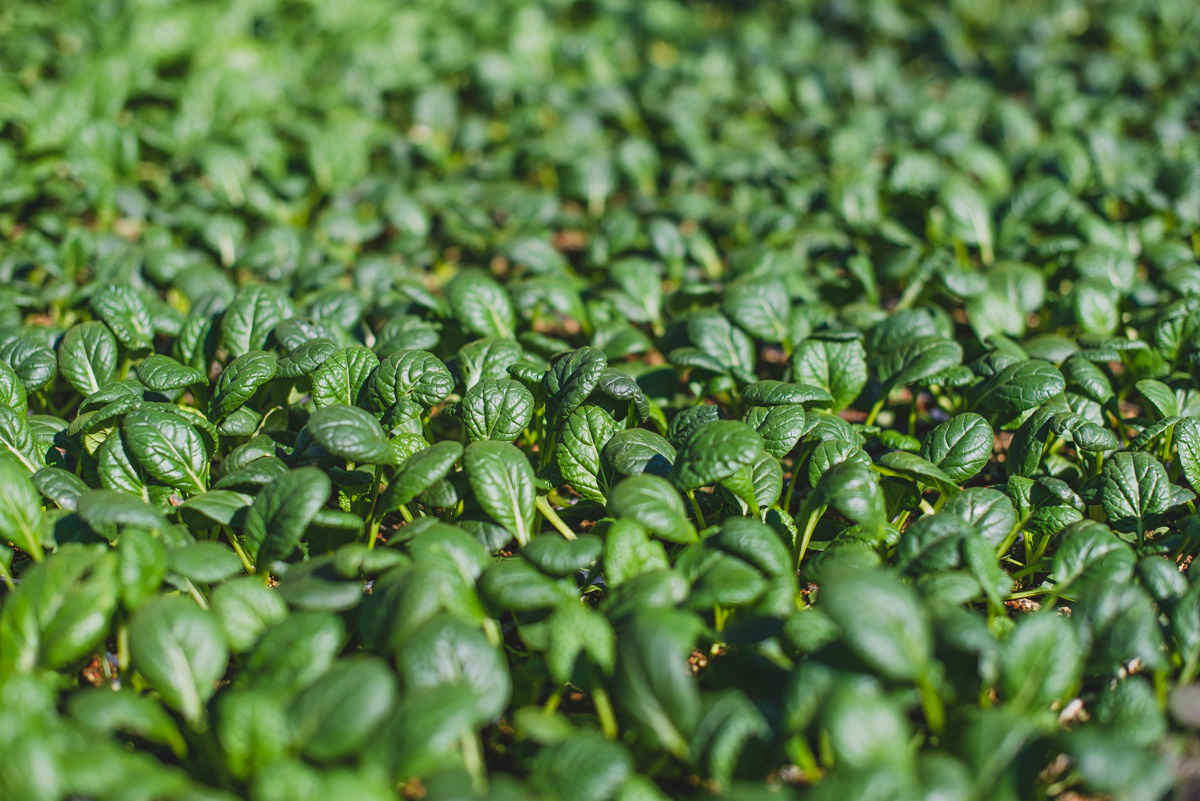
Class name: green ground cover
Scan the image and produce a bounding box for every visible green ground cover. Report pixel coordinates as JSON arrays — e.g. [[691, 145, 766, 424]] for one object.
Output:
[[3, 0, 1200, 798]]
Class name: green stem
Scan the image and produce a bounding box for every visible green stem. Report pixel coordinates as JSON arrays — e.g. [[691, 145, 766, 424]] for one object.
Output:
[[0, 558, 14, 592], [786, 735, 821, 783], [995, 516, 1030, 558], [593, 683, 619, 740], [794, 504, 825, 570], [864, 396, 886, 426], [398, 504, 414, 524], [460, 731, 489, 795], [222, 525, 254, 574], [364, 465, 383, 549], [482, 618, 502, 648], [117, 618, 130, 672], [917, 673, 945, 736], [714, 603, 730, 633], [783, 471, 799, 515], [1182, 648, 1200, 685], [1005, 587, 1052, 600], [543, 684, 564, 713], [1009, 560, 1044, 582], [535, 495, 577, 540], [686, 490, 707, 531], [183, 579, 209, 611]]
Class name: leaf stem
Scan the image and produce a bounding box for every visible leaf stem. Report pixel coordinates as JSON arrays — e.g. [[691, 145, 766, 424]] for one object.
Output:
[[535, 495, 577, 540], [183, 578, 209, 610], [864, 397, 886, 426], [222, 525, 254, 574], [917, 673, 945, 736], [794, 504, 825, 569], [363, 465, 383, 549], [686, 490, 707, 531], [0, 558, 14, 592], [593, 683, 619, 740], [460, 731, 489, 795]]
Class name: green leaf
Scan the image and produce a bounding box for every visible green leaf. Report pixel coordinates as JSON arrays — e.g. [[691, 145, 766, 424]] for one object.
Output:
[[58, 321, 118, 395], [604, 518, 671, 591], [546, 347, 608, 429], [669, 420, 764, 490], [397, 615, 511, 724], [32, 466, 89, 511], [445, 268, 515, 338], [0, 405, 45, 472], [167, 541, 244, 584], [1000, 612, 1083, 708], [1097, 451, 1194, 537], [211, 578, 289, 653], [0, 457, 45, 559], [277, 338, 337, 379], [290, 655, 396, 763], [613, 610, 704, 759], [807, 438, 872, 487], [216, 691, 293, 780], [117, 528, 167, 611], [523, 533, 603, 577], [1176, 417, 1200, 493], [464, 441, 536, 547], [122, 407, 208, 495], [0, 361, 28, 412], [741, 404, 806, 459], [820, 681, 912, 770], [129, 595, 228, 727], [371, 350, 453, 412], [684, 311, 755, 378], [920, 413, 993, 483], [479, 558, 568, 613], [136, 354, 206, 392], [0, 547, 117, 673], [458, 338, 524, 390], [819, 569, 932, 682], [307, 404, 396, 466], [244, 468, 332, 569], [311, 345, 380, 409], [383, 441, 463, 507], [221, 285, 290, 358], [461, 378, 535, 443], [604, 428, 676, 478], [711, 517, 792, 578], [874, 335, 963, 394], [0, 336, 57, 393], [721, 275, 791, 343], [877, 450, 961, 497], [968, 360, 1066, 417], [741, 380, 833, 407], [606, 476, 696, 543], [558, 405, 620, 502], [210, 350, 277, 422], [69, 689, 187, 759], [243, 611, 347, 696], [1136, 379, 1181, 420], [531, 731, 632, 801], [91, 285, 154, 350], [942, 488, 1017, 547], [1052, 520, 1135, 590], [791, 338, 868, 411]]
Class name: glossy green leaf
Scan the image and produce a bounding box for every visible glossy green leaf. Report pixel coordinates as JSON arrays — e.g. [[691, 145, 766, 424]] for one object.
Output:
[[129, 596, 228, 726], [464, 441, 536, 547]]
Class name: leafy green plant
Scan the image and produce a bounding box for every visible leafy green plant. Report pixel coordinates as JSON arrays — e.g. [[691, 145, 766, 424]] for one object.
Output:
[[4, 0, 1200, 798]]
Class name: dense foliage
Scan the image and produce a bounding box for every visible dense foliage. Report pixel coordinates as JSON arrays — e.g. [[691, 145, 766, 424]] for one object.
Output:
[[4, 0, 1200, 798]]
